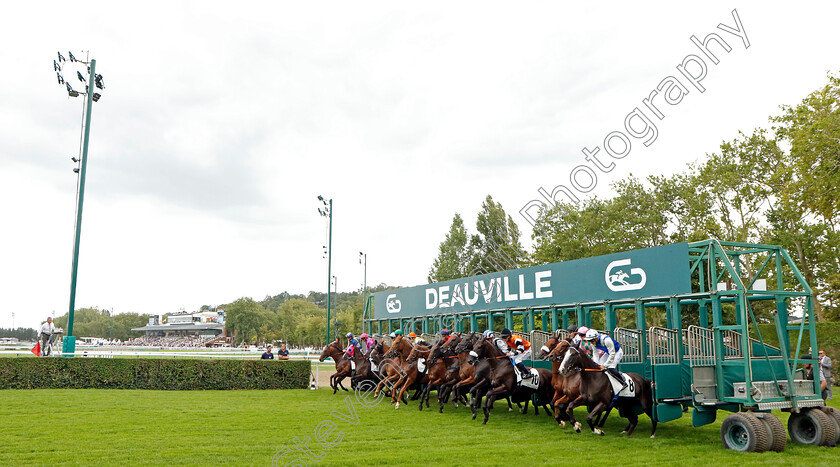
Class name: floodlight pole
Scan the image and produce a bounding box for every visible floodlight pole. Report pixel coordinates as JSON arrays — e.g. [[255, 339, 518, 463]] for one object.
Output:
[[64, 58, 96, 356], [325, 198, 333, 344]]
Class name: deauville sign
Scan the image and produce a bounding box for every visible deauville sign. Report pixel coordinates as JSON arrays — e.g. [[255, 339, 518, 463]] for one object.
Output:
[[373, 243, 690, 319]]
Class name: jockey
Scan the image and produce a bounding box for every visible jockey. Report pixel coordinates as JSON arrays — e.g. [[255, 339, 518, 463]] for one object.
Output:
[[345, 332, 361, 357], [583, 329, 626, 391], [440, 328, 454, 342], [359, 333, 375, 353], [499, 328, 531, 378]]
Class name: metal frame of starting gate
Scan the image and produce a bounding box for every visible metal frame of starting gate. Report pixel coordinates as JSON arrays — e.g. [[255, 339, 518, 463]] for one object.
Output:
[[363, 240, 824, 425]]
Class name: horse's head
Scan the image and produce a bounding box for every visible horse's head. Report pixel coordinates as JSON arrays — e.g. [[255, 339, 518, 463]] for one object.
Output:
[[538, 336, 560, 360], [548, 339, 570, 362], [454, 332, 476, 354], [319, 339, 340, 362], [470, 334, 496, 360], [558, 341, 581, 375], [385, 335, 407, 359]]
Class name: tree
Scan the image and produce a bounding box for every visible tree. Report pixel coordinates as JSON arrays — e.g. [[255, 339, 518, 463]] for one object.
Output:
[[467, 195, 526, 274], [428, 213, 470, 283], [225, 298, 270, 344]]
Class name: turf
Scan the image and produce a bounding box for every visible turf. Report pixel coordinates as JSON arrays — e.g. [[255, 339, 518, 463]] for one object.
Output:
[[0, 387, 837, 466]]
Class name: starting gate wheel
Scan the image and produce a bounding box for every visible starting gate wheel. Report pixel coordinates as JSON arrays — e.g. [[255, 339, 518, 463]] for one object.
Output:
[[788, 408, 836, 446], [720, 412, 770, 452], [816, 407, 840, 446], [755, 412, 787, 452]]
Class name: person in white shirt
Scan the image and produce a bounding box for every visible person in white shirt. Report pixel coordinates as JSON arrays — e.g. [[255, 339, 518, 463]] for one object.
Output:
[[39, 317, 55, 356]]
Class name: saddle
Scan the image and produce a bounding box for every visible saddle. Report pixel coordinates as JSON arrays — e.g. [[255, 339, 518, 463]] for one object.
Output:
[[605, 370, 635, 398], [516, 368, 540, 390]]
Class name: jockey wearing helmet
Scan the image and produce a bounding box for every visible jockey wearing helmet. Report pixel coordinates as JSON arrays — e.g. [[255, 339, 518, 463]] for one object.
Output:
[[583, 329, 626, 390], [359, 333, 375, 353], [498, 328, 532, 378], [345, 332, 360, 357], [440, 329, 454, 342]]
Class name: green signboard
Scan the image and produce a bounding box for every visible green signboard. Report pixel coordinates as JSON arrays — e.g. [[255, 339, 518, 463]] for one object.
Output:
[[373, 243, 690, 318]]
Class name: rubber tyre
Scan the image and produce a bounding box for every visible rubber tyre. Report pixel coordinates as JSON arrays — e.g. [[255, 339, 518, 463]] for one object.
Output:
[[789, 408, 835, 446], [721, 412, 770, 452], [755, 412, 787, 452], [816, 407, 840, 446]]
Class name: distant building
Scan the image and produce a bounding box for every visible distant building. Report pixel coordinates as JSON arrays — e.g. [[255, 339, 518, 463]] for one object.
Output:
[[132, 310, 226, 340]]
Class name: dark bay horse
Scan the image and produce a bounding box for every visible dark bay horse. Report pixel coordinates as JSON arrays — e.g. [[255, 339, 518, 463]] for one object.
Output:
[[558, 342, 657, 437], [471, 335, 553, 425], [319, 340, 351, 394]]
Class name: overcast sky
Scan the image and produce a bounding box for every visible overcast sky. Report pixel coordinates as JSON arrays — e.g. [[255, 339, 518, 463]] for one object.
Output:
[[1, 2, 838, 329]]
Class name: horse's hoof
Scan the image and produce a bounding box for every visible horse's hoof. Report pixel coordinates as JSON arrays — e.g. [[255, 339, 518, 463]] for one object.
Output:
[[574, 422, 582, 433], [594, 428, 604, 436], [508, 408, 513, 412], [621, 430, 627, 435], [560, 421, 566, 428], [650, 434, 655, 439], [472, 413, 477, 420], [395, 403, 400, 409], [454, 403, 459, 408]]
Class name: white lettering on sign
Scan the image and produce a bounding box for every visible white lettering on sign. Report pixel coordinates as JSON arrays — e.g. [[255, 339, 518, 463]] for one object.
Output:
[[424, 271, 552, 309], [604, 259, 647, 292], [535, 270, 552, 298]]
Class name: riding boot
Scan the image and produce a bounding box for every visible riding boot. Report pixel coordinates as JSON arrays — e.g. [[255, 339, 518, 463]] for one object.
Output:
[[516, 362, 530, 379], [607, 367, 627, 391]]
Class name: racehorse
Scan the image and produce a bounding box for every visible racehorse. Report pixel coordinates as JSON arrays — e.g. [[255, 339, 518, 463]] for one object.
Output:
[[470, 334, 554, 425], [557, 341, 657, 437], [391, 337, 434, 409], [419, 334, 464, 412], [350, 341, 385, 389], [538, 336, 573, 426], [319, 339, 352, 394], [374, 335, 415, 406]]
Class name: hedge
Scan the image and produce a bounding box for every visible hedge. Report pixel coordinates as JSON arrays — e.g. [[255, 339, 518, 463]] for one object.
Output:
[[0, 358, 310, 390]]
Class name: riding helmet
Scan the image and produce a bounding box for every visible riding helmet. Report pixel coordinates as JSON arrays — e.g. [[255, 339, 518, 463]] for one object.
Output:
[[500, 328, 512, 338], [584, 329, 599, 341]]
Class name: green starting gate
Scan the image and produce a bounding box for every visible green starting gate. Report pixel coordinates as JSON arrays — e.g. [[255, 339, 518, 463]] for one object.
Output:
[[363, 240, 834, 451]]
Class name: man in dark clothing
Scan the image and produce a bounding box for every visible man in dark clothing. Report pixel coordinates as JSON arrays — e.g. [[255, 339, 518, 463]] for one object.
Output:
[[277, 343, 290, 360], [261, 344, 274, 359]]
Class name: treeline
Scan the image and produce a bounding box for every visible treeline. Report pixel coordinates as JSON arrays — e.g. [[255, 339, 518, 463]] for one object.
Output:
[[0, 327, 37, 341], [53, 308, 153, 341], [224, 284, 398, 347], [429, 71, 840, 321]]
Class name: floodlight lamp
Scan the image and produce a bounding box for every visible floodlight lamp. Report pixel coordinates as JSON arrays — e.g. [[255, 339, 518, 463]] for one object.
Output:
[[68, 51, 76, 62], [66, 83, 79, 97], [92, 93, 101, 102], [71, 157, 79, 162], [57, 52, 65, 62], [57, 73, 64, 85], [73, 168, 80, 173], [318, 195, 324, 202], [54, 60, 61, 72]]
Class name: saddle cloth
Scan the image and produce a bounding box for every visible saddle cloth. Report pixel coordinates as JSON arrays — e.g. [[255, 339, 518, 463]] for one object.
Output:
[[606, 370, 636, 397], [369, 358, 378, 372], [516, 368, 540, 390], [417, 358, 426, 374], [351, 360, 356, 371]]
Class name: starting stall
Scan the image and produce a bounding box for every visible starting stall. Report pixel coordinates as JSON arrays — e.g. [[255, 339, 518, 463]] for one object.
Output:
[[363, 240, 836, 451]]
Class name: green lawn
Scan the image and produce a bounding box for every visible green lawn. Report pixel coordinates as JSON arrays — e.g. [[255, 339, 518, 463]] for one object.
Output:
[[0, 388, 837, 466]]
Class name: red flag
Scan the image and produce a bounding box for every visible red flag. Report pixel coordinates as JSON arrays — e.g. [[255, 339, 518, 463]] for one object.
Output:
[[31, 342, 41, 356]]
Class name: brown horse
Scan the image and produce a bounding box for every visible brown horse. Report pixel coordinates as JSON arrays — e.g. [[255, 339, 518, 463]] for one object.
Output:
[[374, 335, 414, 405], [558, 341, 657, 437], [419, 334, 464, 412], [470, 335, 554, 425], [319, 340, 351, 394], [389, 337, 433, 409]]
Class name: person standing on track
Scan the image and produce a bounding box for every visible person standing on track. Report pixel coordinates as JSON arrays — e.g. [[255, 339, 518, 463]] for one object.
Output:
[[38, 317, 55, 357], [819, 350, 832, 400]]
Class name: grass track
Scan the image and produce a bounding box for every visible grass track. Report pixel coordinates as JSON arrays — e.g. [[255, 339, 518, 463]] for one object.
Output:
[[0, 388, 837, 466]]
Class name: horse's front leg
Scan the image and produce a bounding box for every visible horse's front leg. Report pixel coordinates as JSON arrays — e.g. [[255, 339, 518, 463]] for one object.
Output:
[[566, 395, 588, 433], [585, 401, 609, 435]]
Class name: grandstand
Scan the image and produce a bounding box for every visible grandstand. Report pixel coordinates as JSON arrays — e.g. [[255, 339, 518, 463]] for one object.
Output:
[[131, 310, 225, 348]]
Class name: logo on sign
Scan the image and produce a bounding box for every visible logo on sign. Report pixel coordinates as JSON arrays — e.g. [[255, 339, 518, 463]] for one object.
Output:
[[604, 259, 647, 292], [386, 294, 402, 314]]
